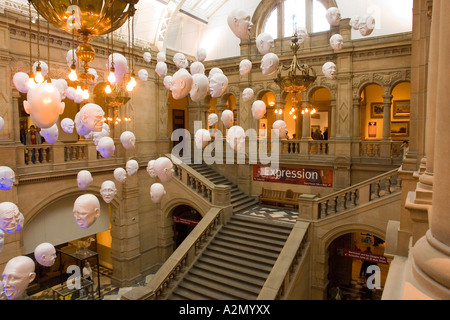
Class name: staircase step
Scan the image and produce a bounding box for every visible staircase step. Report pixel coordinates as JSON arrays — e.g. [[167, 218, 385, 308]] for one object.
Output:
[[207, 244, 277, 266], [198, 256, 270, 280], [229, 217, 293, 236], [171, 286, 212, 300], [214, 234, 284, 253], [232, 214, 295, 230], [202, 251, 274, 272], [195, 261, 267, 287], [233, 199, 259, 212], [219, 228, 286, 248], [183, 274, 258, 300], [224, 224, 290, 241], [231, 193, 249, 202], [211, 239, 281, 260], [178, 280, 238, 300]]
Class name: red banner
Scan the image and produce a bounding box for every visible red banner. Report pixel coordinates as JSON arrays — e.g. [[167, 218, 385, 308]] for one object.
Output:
[[252, 165, 333, 188], [343, 249, 389, 265], [173, 216, 199, 227]]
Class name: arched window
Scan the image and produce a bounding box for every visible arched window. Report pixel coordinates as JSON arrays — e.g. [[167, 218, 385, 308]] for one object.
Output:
[[263, 0, 330, 39]]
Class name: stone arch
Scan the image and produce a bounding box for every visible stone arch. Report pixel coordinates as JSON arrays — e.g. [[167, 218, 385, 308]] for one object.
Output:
[[389, 80, 411, 96], [255, 88, 275, 101], [307, 84, 333, 101], [161, 197, 206, 220]]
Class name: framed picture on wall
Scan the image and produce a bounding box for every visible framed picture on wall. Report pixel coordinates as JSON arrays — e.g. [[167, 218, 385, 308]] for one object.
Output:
[[370, 102, 384, 118], [391, 121, 409, 136], [393, 100, 410, 118]]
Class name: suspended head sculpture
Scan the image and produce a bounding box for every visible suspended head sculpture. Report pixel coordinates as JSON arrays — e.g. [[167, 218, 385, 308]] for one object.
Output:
[[79, 103, 105, 133], [114, 168, 127, 184], [358, 15, 376, 36], [171, 68, 193, 100], [196, 48, 207, 62], [153, 157, 174, 183], [150, 183, 166, 204], [194, 129, 211, 149], [146, 160, 157, 178], [326, 7, 341, 26], [239, 59, 252, 76], [226, 126, 246, 151], [138, 69, 148, 81], [173, 52, 189, 69], [209, 73, 228, 98], [208, 113, 219, 127], [73, 194, 101, 229], [60, 118, 75, 134], [251, 100, 267, 120], [100, 180, 117, 204], [190, 61, 206, 75], [242, 88, 255, 102], [77, 170, 93, 190], [227, 8, 253, 40], [261, 53, 279, 76], [1, 256, 36, 300], [0, 166, 15, 191], [0, 202, 22, 234], [322, 62, 337, 80], [190, 74, 209, 102], [96, 137, 115, 158], [120, 131, 136, 150], [34, 243, 57, 267], [155, 62, 168, 78], [221, 110, 234, 129], [126, 159, 139, 176], [40, 123, 59, 144], [256, 32, 275, 55], [330, 34, 344, 51], [273, 120, 288, 139]]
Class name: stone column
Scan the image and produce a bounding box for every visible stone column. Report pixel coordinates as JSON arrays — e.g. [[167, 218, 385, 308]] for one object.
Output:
[[301, 101, 311, 140], [352, 97, 362, 139], [330, 99, 337, 139], [410, 0, 450, 299], [382, 94, 393, 141]]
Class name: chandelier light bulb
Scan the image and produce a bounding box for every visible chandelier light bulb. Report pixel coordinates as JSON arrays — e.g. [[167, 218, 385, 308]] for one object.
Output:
[[129, 74, 137, 88], [274, 109, 278, 114], [76, 85, 83, 96], [35, 70, 44, 84], [305, 108, 309, 113], [68, 68, 78, 82], [108, 66, 116, 83], [278, 109, 283, 114], [126, 82, 134, 92], [293, 115, 297, 119], [105, 84, 112, 94], [27, 77, 37, 89], [82, 89, 90, 100], [301, 110, 305, 115]]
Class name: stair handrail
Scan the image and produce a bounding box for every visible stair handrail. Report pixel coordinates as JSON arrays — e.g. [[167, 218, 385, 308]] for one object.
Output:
[[121, 207, 226, 300], [257, 221, 310, 300]]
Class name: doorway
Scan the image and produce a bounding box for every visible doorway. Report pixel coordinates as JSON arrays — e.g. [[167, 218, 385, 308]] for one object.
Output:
[[171, 205, 203, 250]]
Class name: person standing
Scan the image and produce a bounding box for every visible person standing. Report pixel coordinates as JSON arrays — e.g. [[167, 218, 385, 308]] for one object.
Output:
[[25, 125, 42, 164]]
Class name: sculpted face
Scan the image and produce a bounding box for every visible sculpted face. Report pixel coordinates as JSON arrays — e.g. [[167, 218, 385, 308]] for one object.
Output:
[[23, 83, 65, 129], [252, 100, 266, 120], [114, 168, 127, 183], [51, 79, 68, 99], [242, 88, 254, 102], [40, 124, 59, 144], [2, 256, 36, 300], [273, 120, 288, 139], [190, 61, 205, 75], [61, 118, 75, 134], [227, 9, 253, 40], [150, 183, 166, 204], [34, 243, 57, 267], [359, 15, 375, 36], [226, 126, 246, 151], [173, 53, 188, 69], [349, 16, 361, 30], [171, 69, 193, 100], [256, 33, 275, 55], [261, 53, 279, 76], [96, 137, 115, 158], [146, 160, 157, 178], [296, 27, 309, 44], [13, 72, 30, 94], [221, 110, 234, 129], [208, 68, 223, 81], [0, 202, 22, 234], [322, 62, 337, 80], [100, 180, 117, 204], [120, 131, 136, 150], [190, 74, 209, 102], [0, 166, 15, 191], [196, 48, 207, 62], [157, 52, 166, 63], [155, 62, 168, 78], [330, 34, 344, 51], [73, 194, 101, 229], [239, 59, 252, 76], [92, 123, 110, 146], [80, 103, 105, 133], [126, 160, 139, 176], [208, 113, 218, 127], [138, 69, 148, 81], [195, 129, 211, 149], [153, 157, 174, 183], [209, 73, 228, 98], [77, 170, 93, 190], [163, 76, 173, 90], [326, 7, 341, 26], [143, 52, 151, 63]]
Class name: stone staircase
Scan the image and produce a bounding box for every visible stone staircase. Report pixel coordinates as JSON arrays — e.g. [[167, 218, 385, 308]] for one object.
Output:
[[189, 163, 259, 213], [168, 214, 294, 300]]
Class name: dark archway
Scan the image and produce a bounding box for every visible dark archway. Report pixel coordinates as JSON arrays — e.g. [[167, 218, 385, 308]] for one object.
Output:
[[171, 205, 203, 250]]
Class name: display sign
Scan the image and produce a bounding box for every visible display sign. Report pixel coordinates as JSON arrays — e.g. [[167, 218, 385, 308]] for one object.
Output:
[[343, 249, 389, 265], [253, 165, 333, 188], [173, 216, 199, 227]]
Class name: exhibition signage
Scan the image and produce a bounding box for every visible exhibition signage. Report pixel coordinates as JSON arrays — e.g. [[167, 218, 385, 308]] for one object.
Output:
[[173, 216, 199, 227], [343, 249, 389, 265], [252, 165, 333, 187]]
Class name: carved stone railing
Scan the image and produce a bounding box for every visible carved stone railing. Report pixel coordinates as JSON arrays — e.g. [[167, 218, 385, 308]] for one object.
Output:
[[280, 140, 300, 155], [359, 141, 403, 159], [309, 141, 329, 155], [121, 207, 227, 300], [23, 145, 52, 165], [299, 168, 402, 220], [360, 141, 381, 157], [64, 143, 87, 162], [258, 221, 310, 300]]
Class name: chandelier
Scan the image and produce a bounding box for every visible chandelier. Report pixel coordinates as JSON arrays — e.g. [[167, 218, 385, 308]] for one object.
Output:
[[274, 29, 317, 111]]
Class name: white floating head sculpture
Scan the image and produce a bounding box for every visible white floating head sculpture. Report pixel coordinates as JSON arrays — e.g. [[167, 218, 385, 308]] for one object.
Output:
[[96, 137, 115, 158], [1, 256, 36, 300], [272, 120, 288, 139], [358, 15, 375, 36], [120, 131, 136, 150], [173, 52, 189, 69], [52, 79, 68, 99], [208, 67, 223, 81], [79, 103, 105, 133], [163, 76, 173, 90], [226, 126, 246, 151], [190, 61, 205, 75], [150, 183, 166, 204], [0, 230, 4, 253], [0, 202, 22, 234], [157, 51, 166, 63], [73, 194, 101, 229], [74, 112, 90, 136], [171, 69, 193, 100], [349, 16, 361, 30], [61, 118, 75, 134], [13, 72, 30, 94], [146, 160, 157, 178], [195, 129, 211, 149], [261, 53, 279, 76], [100, 180, 117, 204], [77, 170, 93, 190], [326, 7, 341, 26], [256, 32, 275, 55], [0, 166, 15, 191], [322, 62, 337, 80], [239, 59, 252, 76], [92, 123, 110, 146], [330, 34, 344, 51], [196, 48, 207, 62], [126, 159, 139, 176], [143, 51, 151, 63], [190, 74, 209, 102], [155, 62, 168, 78], [154, 157, 174, 183], [242, 88, 255, 102], [34, 243, 57, 267], [40, 123, 59, 144], [221, 110, 234, 129], [209, 73, 228, 98], [138, 69, 148, 81], [23, 83, 65, 129], [108, 53, 128, 83], [114, 168, 127, 183], [208, 113, 219, 127], [296, 27, 309, 44], [227, 8, 253, 40], [252, 100, 267, 120]]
